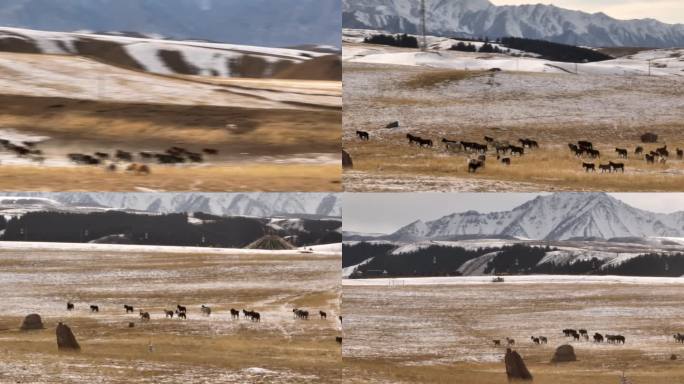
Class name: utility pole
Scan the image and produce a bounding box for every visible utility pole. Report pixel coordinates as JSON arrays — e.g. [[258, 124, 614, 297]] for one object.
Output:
[[420, 0, 427, 51]]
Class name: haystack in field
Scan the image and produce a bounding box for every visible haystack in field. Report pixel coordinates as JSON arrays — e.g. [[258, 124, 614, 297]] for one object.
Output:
[[505, 348, 533, 381], [20, 314, 45, 330], [245, 234, 295, 250], [342, 150, 353, 169], [56, 322, 80, 351], [551, 344, 576, 363]]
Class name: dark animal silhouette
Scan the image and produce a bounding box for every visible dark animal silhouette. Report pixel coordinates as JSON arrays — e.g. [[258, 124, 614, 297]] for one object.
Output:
[[336, 336, 343, 344], [115, 150, 133, 162], [593, 333, 604, 343], [164, 310, 174, 318], [635, 146, 644, 155], [356, 130, 370, 140], [124, 305, 134, 313], [67, 302, 74, 311], [319, 310, 327, 319], [90, 305, 99, 313], [176, 310, 187, 319], [599, 164, 611, 173], [582, 163, 595, 172], [615, 148, 628, 158], [139, 311, 150, 321], [468, 159, 484, 173], [230, 308, 240, 319], [645, 154, 655, 164], [578, 141, 593, 150], [177, 305, 187, 313], [202, 148, 219, 155], [609, 161, 625, 173]]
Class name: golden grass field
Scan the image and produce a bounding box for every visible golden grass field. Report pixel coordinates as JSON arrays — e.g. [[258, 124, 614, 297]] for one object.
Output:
[[342, 278, 684, 384], [0, 244, 341, 383], [0, 164, 341, 192], [342, 59, 684, 192]]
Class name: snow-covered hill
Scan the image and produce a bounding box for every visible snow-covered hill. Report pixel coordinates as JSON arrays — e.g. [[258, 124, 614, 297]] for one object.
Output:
[[0, 27, 335, 79], [387, 193, 684, 241], [0, 0, 341, 48], [343, 29, 684, 77], [343, 0, 684, 48], [0, 193, 342, 218]]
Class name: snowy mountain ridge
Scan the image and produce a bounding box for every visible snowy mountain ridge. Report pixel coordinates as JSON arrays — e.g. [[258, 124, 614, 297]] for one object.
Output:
[[0, 193, 341, 218], [388, 193, 684, 241], [343, 0, 684, 48]]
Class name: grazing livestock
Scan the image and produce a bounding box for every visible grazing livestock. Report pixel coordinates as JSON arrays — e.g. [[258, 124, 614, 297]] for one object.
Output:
[[416, 137, 433, 148], [200, 305, 212, 316], [319, 311, 327, 319], [635, 146, 644, 155], [582, 163, 595, 172], [186, 152, 203, 163], [519, 138, 539, 149], [94, 152, 109, 159], [124, 305, 134, 313], [68, 153, 101, 165], [578, 141, 593, 150], [442, 138, 461, 151], [656, 146, 669, 158], [176, 310, 187, 319], [615, 148, 628, 158], [202, 148, 219, 155], [645, 154, 656, 164], [356, 130, 370, 141], [139, 311, 150, 322], [164, 310, 174, 318], [230, 308, 240, 319], [562, 329, 576, 337], [594, 333, 604, 343], [336, 336, 343, 344], [506, 337, 515, 346], [115, 150, 133, 162], [177, 305, 187, 313], [67, 302, 74, 311], [677, 149, 684, 160], [90, 305, 99, 313], [609, 161, 625, 173], [293, 308, 310, 320], [531, 337, 540, 345], [139, 151, 153, 160], [509, 146, 524, 156], [586, 149, 600, 159], [484, 136, 495, 143], [497, 156, 511, 165], [493, 339, 501, 346], [606, 334, 625, 344], [467, 159, 484, 173], [599, 164, 611, 173], [674, 333, 684, 343], [539, 336, 548, 344]]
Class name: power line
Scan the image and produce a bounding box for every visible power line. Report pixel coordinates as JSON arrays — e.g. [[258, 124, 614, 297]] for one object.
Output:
[[420, 0, 427, 51]]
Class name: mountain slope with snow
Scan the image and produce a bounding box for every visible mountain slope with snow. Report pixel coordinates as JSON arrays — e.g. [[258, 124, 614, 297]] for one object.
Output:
[[0, 0, 341, 48], [387, 193, 684, 241], [0, 193, 342, 218], [0, 27, 336, 79], [343, 0, 684, 48]]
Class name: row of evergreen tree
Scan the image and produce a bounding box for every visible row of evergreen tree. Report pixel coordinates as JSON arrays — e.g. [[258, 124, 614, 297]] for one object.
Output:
[[344, 241, 681, 278], [0, 211, 341, 248], [364, 33, 419, 48]]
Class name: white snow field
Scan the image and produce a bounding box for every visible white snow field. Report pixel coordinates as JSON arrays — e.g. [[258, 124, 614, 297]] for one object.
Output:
[[0, 243, 341, 383], [343, 275, 684, 383]]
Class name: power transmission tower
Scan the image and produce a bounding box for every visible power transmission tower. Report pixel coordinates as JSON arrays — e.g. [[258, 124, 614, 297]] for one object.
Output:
[[420, 0, 427, 51]]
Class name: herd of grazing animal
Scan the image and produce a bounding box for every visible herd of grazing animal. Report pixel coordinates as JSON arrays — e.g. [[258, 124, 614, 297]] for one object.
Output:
[[494, 328, 629, 348], [64, 301, 339, 340], [67, 146, 220, 175], [352, 127, 684, 175], [0, 137, 219, 175]]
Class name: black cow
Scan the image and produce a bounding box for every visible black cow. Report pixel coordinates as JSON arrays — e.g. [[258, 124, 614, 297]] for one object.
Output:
[[124, 305, 134, 313], [609, 161, 625, 173], [67, 302, 74, 311], [582, 163, 596, 172], [615, 148, 628, 158], [90, 305, 99, 313]]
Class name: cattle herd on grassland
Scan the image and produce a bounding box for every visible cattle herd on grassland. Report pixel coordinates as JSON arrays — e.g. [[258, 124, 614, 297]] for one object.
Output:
[[354, 127, 683, 174]]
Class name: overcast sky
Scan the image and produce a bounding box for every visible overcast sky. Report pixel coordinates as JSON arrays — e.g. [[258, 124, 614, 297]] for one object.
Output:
[[490, 1, 684, 24], [343, 193, 684, 234]]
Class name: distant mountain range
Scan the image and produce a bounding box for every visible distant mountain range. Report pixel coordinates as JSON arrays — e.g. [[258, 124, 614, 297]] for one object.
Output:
[[0, 193, 341, 218], [0, 0, 341, 47], [343, 0, 684, 48], [353, 193, 684, 242]]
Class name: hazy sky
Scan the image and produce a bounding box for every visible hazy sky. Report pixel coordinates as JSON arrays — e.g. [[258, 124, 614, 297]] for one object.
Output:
[[490, 1, 684, 24], [343, 193, 684, 234]]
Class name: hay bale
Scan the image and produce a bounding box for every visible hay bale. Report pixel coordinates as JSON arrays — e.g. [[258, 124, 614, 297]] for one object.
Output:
[[551, 344, 576, 363], [671, 354, 678, 361], [342, 150, 353, 169], [385, 121, 399, 129], [505, 348, 533, 381], [641, 132, 658, 143], [20, 314, 44, 330], [56, 322, 80, 351], [128, 322, 135, 328]]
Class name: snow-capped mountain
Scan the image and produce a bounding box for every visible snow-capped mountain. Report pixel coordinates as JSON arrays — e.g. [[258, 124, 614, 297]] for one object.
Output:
[[388, 193, 684, 241], [0, 193, 341, 218], [343, 0, 684, 48], [0, 0, 341, 47]]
